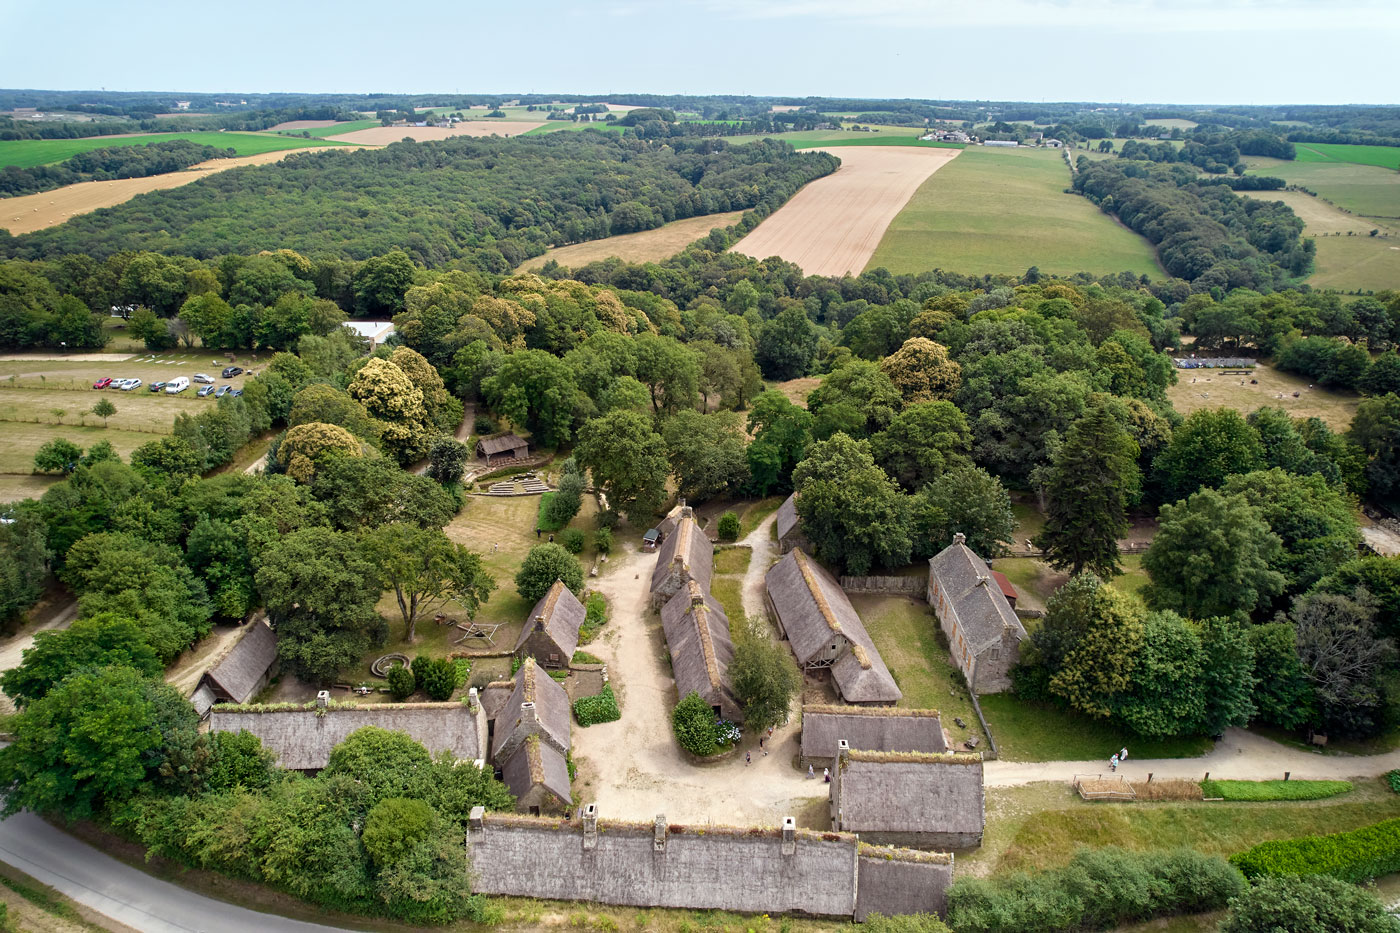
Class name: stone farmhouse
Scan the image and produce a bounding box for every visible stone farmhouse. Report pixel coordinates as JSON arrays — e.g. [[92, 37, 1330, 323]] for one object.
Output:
[[800, 705, 947, 768], [191, 619, 278, 718], [649, 506, 712, 609], [661, 580, 743, 721], [490, 658, 573, 815], [775, 492, 808, 554], [209, 693, 484, 771], [765, 549, 901, 705], [927, 534, 1027, 693], [830, 747, 986, 849], [515, 579, 584, 669]]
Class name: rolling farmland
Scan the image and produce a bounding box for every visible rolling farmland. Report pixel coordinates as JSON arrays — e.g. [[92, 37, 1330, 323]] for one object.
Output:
[[1294, 142, 1400, 170], [1246, 156, 1400, 220], [0, 131, 350, 169], [519, 210, 746, 270], [326, 122, 546, 143], [866, 146, 1163, 277], [732, 146, 959, 276]]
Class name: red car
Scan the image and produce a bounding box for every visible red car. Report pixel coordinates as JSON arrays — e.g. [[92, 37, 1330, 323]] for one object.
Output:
[[92, 377, 112, 389]]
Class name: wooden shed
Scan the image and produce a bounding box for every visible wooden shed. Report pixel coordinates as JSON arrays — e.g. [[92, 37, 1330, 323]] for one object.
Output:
[[476, 433, 530, 464]]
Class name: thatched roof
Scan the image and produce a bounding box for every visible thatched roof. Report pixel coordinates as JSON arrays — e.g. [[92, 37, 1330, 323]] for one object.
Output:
[[208, 703, 481, 771], [835, 751, 984, 836], [202, 621, 277, 704], [477, 433, 529, 456], [500, 734, 571, 806], [516, 580, 585, 660], [776, 493, 800, 542], [661, 581, 739, 712], [928, 539, 1026, 653], [765, 549, 901, 703], [481, 681, 514, 721], [650, 509, 712, 596], [491, 658, 572, 761], [801, 705, 946, 760], [191, 683, 216, 718]]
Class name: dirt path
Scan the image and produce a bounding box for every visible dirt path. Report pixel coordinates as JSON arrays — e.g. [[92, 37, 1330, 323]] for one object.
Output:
[[571, 540, 823, 825], [164, 622, 254, 698], [731, 146, 960, 276], [986, 726, 1400, 787], [739, 512, 778, 618], [0, 596, 78, 713]]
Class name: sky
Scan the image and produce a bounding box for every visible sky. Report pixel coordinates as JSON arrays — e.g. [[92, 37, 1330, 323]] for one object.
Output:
[[3, 0, 1396, 105]]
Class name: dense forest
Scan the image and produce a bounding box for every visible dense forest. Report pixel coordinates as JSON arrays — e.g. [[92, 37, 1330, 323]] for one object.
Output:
[[0, 140, 234, 197], [0, 134, 837, 269]]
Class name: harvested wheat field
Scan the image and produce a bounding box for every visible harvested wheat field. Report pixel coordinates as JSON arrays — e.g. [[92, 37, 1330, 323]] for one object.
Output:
[[327, 122, 546, 144], [1242, 188, 1390, 235], [0, 148, 347, 234], [266, 119, 342, 131], [731, 146, 959, 276], [519, 210, 745, 271]]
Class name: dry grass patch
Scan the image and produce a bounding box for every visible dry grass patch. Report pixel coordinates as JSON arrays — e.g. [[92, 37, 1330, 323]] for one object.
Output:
[[327, 122, 545, 144], [1309, 234, 1400, 292], [1131, 779, 1205, 802], [1165, 362, 1360, 431], [771, 377, 820, 408], [0, 473, 58, 503], [518, 211, 745, 271]]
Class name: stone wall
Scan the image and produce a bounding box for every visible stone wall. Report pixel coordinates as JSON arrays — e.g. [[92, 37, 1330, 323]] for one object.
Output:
[[467, 808, 952, 920], [839, 575, 926, 598]]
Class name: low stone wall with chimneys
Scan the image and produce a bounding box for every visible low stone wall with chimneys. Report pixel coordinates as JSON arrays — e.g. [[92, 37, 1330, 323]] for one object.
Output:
[[466, 805, 952, 920]]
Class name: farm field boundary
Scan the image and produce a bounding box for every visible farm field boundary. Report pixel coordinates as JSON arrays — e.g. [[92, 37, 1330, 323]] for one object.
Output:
[[518, 210, 746, 271], [0, 131, 351, 169], [327, 122, 546, 144], [732, 146, 959, 277]]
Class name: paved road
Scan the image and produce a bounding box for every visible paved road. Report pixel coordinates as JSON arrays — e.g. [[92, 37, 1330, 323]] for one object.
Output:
[[0, 811, 360, 933]]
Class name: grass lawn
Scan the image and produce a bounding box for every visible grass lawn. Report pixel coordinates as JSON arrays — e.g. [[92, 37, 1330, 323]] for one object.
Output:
[[1245, 156, 1400, 221], [0, 131, 350, 169], [1295, 142, 1400, 171], [852, 594, 986, 748], [866, 147, 1163, 278], [1116, 554, 1150, 600], [1201, 779, 1353, 801], [0, 472, 58, 503], [517, 210, 745, 272], [1309, 234, 1400, 292], [1010, 496, 1046, 545], [273, 119, 379, 138], [977, 693, 1213, 763], [738, 495, 785, 538], [710, 576, 746, 628], [0, 423, 165, 474], [1165, 362, 1360, 432], [712, 546, 751, 575]]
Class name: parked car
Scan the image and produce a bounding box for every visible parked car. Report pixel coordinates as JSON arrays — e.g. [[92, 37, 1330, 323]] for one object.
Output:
[[149, 381, 167, 392], [197, 384, 215, 397], [214, 385, 230, 398], [92, 377, 112, 389], [165, 377, 190, 395], [112, 378, 135, 390], [229, 388, 243, 397], [120, 378, 142, 391], [193, 373, 214, 384], [221, 366, 243, 378]]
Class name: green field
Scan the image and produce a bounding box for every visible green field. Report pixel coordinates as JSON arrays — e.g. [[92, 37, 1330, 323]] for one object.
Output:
[[0, 132, 352, 169], [276, 119, 380, 138], [725, 125, 931, 148], [1295, 142, 1400, 170], [1310, 234, 1400, 291], [866, 146, 1163, 278], [1246, 156, 1400, 220]]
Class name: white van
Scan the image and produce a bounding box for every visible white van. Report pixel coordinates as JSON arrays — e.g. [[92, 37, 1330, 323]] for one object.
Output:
[[165, 377, 190, 395]]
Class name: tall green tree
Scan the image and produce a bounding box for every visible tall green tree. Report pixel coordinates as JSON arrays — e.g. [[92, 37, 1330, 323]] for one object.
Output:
[[729, 615, 801, 733], [574, 410, 669, 523], [662, 410, 750, 503], [755, 305, 817, 380], [792, 433, 912, 574], [1350, 392, 1400, 501], [1221, 469, 1360, 596], [514, 543, 583, 604], [1048, 579, 1144, 719], [633, 333, 699, 416], [479, 349, 579, 447], [0, 612, 160, 709], [1035, 404, 1140, 578], [869, 400, 971, 492], [361, 525, 494, 642], [0, 507, 49, 624], [1246, 622, 1315, 730], [1151, 408, 1264, 503], [909, 465, 1015, 559], [745, 390, 813, 495]]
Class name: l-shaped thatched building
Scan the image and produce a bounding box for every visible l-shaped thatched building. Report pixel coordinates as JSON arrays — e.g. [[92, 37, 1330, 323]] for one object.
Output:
[[490, 658, 573, 815]]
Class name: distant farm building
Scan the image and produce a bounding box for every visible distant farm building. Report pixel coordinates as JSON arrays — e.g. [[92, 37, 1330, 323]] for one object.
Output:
[[800, 705, 946, 768], [982, 140, 1018, 147], [830, 748, 985, 848], [764, 549, 901, 705], [342, 320, 395, 350], [515, 580, 584, 669], [191, 620, 278, 718], [661, 581, 742, 722], [927, 534, 1026, 693], [649, 507, 713, 610], [491, 658, 572, 815], [476, 433, 530, 465], [775, 493, 808, 554]]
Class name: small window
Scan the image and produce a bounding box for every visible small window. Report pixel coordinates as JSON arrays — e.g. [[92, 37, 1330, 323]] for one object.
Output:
[[988, 647, 1001, 661]]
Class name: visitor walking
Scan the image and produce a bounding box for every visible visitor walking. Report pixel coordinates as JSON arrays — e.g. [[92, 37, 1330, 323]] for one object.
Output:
[[1109, 754, 1119, 772], [745, 751, 751, 766], [1120, 747, 1128, 763], [807, 764, 815, 779], [823, 768, 831, 783]]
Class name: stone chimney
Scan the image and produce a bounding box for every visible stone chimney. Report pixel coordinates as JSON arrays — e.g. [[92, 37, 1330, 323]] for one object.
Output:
[[837, 738, 850, 763], [582, 803, 598, 850], [521, 700, 538, 724], [316, 689, 330, 709], [953, 532, 966, 546], [653, 814, 668, 852], [781, 816, 796, 856], [468, 805, 485, 836], [467, 686, 479, 711]]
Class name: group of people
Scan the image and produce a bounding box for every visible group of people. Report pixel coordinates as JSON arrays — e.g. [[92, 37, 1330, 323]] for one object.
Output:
[[1109, 747, 1130, 771]]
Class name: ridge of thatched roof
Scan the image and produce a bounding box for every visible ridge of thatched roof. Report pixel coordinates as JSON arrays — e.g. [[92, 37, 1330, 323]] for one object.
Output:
[[650, 510, 713, 595], [801, 706, 947, 760], [202, 621, 277, 704], [804, 705, 941, 719], [492, 657, 571, 761], [846, 749, 980, 765], [661, 582, 739, 710], [776, 493, 800, 541], [795, 549, 842, 637], [857, 843, 954, 865], [836, 754, 985, 835], [208, 703, 481, 771], [928, 541, 1026, 652], [480, 812, 859, 843], [516, 580, 585, 659]]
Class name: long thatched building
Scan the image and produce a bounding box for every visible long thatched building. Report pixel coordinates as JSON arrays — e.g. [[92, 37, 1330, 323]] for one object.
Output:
[[927, 534, 1026, 694], [800, 705, 947, 767], [830, 748, 985, 849], [490, 658, 572, 815], [661, 580, 742, 721], [649, 506, 713, 609]]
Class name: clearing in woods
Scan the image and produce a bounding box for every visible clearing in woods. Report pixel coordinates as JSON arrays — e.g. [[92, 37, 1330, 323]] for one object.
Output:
[[326, 122, 546, 144], [0, 131, 351, 169], [1165, 362, 1360, 431], [731, 146, 960, 277], [0, 148, 348, 235], [866, 146, 1163, 278], [518, 210, 746, 271], [1240, 188, 1400, 292]]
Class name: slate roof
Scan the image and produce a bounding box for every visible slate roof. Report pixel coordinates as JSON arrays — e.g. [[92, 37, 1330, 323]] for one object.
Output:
[[491, 658, 572, 760], [835, 751, 984, 836], [516, 580, 585, 660], [499, 734, 572, 807], [202, 621, 277, 704], [661, 581, 739, 711], [477, 433, 529, 456], [649, 510, 712, 596], [209, 703, 481, 771], [776, 493, 800, 542], [801, 705, 946, 760], [928, 541, 1026, 653], [765, 549, 901, 703]]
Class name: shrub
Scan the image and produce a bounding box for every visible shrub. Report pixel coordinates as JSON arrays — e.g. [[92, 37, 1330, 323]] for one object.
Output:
[[386, 664, 416, 700], [544, 473, 585, 529], [362, 797, 434, 866], [1220, 874, 1397, 933], [594, 526, 613, 554], [1201, 779, 1353, 801], [412, 656, 456, 701], [572, 650, 603, 665], [672, 691, 719, 756], [580, 592, 608, 643], [515, 543, 583, 602], [1230, 816, 1400, 883], [717, 511, 741, 541], [573, 685, 620, 726], [947, 846, 1244, 933], [452, 657, 471, 689], [561, 528, 585, 554], [473, 415, 496, 435], [1388, 770, 1400, 795]]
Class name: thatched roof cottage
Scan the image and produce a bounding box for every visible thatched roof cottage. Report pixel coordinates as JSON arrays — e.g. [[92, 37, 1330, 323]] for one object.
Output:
[[661, 580, 742, 721], [500, 734, 571, 816], [799, 705, 946, 767], [649, 507, 713, 610], [192, 620, 278, 718], [927, 534, 1027, 694], [515, 580, 585, 669], [764, 549, 901, 705], [830, 748, 985, 849], [490, 659, 573, 815], [208, 699, 483, 772], [775, 493, 808, 554]]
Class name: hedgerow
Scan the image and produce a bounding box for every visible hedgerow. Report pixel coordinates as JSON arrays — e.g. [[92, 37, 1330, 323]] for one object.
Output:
[[573, 685, 620, 727], [1230, 817, 1400, 882], [1200, 779, 1353, 801]]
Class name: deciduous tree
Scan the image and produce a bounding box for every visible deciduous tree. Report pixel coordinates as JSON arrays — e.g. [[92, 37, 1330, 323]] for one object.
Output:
[[514, 543, 583, 604], [880, 337, 961, 404], [792, 433, 911, 574], [869, 400, 971, 491], [362, 525, 494, 642], [730, 615, 800, 733], [574, 410, 668, 523]]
